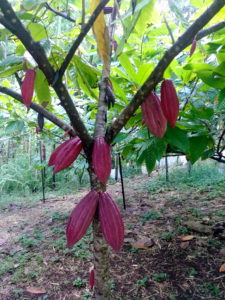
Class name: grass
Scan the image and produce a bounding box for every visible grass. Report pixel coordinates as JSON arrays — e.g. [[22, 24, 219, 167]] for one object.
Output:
[[144, 161, 225, 193]]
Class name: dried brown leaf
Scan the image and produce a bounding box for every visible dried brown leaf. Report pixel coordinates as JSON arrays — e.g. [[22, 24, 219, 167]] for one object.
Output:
[[219, 263, 225, 273]]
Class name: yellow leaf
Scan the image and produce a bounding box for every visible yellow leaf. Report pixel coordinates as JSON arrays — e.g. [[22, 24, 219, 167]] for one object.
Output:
[[90, 0, 110, 76]]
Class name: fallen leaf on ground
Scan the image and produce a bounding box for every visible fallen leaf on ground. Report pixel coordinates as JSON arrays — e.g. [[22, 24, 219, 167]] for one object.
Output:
[[219, 263, 225, 272], [180, 241, 190, 249], [184, 221, 211, 234], [132, 239, 155, 249], [179, 235, 195, 241], [25, 287, 46, 295]]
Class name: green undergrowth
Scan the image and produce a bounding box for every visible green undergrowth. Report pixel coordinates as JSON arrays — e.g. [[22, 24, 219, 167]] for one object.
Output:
[[144, 161, 225, 194]]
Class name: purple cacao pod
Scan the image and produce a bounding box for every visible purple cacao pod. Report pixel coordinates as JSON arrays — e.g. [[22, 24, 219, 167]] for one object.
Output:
[[99, 192, 124, 252], [66, 190, 99, 248], [160, 79, 179, 128], [92, 137, 111, 184], [48, 137, 82, 174], [21, 69, 36, 109], [141, 92, 167, 138]]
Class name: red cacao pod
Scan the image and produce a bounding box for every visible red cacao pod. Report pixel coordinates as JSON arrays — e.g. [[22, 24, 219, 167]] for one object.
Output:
[[190, 40, 197, 56], [21, 69, 36, 109], [93, 137, 111, 184], [66, 190, 99, 248], [89, 269, 95, 290], [48, 137, 82, 174], [141, 92, 167, 138], [99, 192, 124, 252], [160, 79, 179, 128]]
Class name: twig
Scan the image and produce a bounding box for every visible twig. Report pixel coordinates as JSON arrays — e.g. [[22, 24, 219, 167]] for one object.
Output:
[[57, 0, 110, 81], [217, 129, 225, 154], [163, 15, 175, 44], [0, 85, 76, 136], [105, 0, 225, 144], [45, 3, 76, 23], [81, 0, 85, 29]]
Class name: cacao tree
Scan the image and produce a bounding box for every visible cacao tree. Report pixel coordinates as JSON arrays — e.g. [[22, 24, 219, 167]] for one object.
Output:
[[0, 0, 225, 299]]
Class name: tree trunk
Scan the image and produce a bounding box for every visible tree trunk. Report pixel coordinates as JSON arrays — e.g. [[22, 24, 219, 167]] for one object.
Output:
[[92, 218, 110, 300], [89, 169, 111, 300]]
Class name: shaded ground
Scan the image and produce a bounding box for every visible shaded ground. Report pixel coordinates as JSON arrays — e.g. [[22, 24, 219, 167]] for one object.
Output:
[[0, 167, 225, 300]]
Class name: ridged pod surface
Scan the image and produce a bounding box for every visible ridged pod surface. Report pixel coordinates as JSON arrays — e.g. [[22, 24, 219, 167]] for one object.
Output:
[[66, 190, 99, 248], [93, 137, 112, 184], [161, 79, 179, 128], [48, 137, 82, 174], [99, 192, 124, 252], [21, 69, 36, 109], [141, 92, 167, 138]]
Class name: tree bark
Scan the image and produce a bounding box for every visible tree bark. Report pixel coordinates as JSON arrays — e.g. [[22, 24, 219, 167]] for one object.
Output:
[[92, 218, 110, 300], [89, 168, 111, 299]]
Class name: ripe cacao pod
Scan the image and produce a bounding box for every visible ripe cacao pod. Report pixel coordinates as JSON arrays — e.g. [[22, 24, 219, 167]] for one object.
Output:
[[141, 92, 167, 138], [89, 269, 95, 290], [190, 40, 197, 56], [66, 190, 99, 248], [160, 79, 179, 128], [99, 192, 124, 252], [48, 137, 82, 174], [21, 69, 36, 109], [93, 137, 111, 184]]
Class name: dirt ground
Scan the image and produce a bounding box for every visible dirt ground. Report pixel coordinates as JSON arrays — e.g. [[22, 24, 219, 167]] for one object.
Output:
[[0, 172, 225, 300]]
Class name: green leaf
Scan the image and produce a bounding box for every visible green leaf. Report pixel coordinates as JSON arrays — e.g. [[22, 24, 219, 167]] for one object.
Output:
[[145, 147, 156, 173], [136, 63, 154, 85], [22, 0, 41, 10], [73, 55, 99, 88], [0, 56, 23, 68], [135, 0, 157, 35], [197, 70, 225, 89], [113, 132, 128, 144], [0, 42, 5, 60], [34, 68, 51, 107], [119, 53, 138, 83], [201, 148, 215, 160], [5, 120, 25, 135], [150, 138, 167, 161], [136, 149, 146, 166], [165, 125, 189, 153], [0, 64, 23, 78], [188, 135, 209, 164], [27, 23, 47, 41]]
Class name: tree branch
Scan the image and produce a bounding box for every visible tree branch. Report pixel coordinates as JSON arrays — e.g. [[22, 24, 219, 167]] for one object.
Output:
[[0, 0, 92, 148], [105, 0, 225, 144], [45, 2, 76, 23], [196, 20, 225, 40], [0, 85, 76, 136], [57, 0, 110, 81]]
